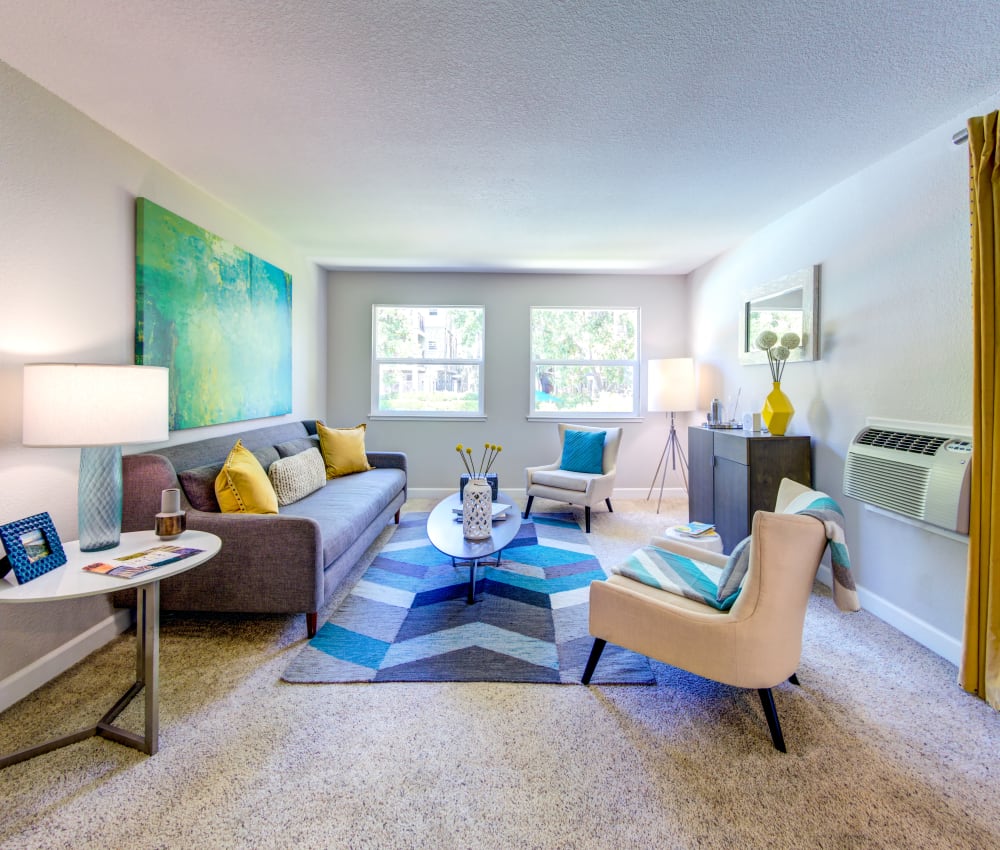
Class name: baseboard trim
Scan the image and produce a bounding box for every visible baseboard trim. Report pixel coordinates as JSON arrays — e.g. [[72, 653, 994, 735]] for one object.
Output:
[[817, 565, 960, 666], [406, 487, 687, 502], [0, 609, 132, 713]]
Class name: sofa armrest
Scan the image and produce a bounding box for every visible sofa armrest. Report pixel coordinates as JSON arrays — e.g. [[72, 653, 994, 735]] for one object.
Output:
[[367, 451, 406, 473]]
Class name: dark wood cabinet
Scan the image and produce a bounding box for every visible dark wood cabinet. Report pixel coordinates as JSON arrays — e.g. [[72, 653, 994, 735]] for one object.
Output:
[[688, 427, 812, 551]]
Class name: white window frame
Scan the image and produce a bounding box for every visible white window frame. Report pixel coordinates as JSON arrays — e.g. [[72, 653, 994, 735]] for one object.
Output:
[[371, 304, 485, 418], [529, 306, 640, 419]]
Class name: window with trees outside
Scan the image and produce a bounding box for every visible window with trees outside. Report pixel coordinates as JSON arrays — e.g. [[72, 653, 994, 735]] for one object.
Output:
[[530, 307, 639, 417], [372, 305, 485, 416]]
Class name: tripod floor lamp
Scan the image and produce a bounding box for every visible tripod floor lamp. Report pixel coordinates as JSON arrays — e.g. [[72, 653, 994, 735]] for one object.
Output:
[[646, 357, 697, 513]]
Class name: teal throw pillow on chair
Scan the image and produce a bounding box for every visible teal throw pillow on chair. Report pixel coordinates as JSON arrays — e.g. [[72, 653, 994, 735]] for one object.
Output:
[[560, 429, 606, 474]]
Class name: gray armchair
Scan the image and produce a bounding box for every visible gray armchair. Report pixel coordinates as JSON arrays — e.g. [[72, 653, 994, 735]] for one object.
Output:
[[523, 423, 622, 532]]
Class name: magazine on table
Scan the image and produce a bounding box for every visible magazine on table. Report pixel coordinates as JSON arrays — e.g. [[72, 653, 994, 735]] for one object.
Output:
[[453, 503, 512, 521], [672, 522, 716, 537], [82, 544, 205, 579]]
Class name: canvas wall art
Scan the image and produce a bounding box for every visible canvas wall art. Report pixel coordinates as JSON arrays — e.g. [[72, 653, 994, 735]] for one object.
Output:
[[135, 198, 292, 430]]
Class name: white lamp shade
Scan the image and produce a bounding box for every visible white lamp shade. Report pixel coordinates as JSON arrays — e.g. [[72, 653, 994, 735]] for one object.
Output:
[[23, 364, 169, 447], [648, 357, 696, 413]]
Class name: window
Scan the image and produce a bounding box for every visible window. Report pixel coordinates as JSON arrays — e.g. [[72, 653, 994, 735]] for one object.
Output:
[[372, 305, 484, 416], [530, 307, 639, 417]]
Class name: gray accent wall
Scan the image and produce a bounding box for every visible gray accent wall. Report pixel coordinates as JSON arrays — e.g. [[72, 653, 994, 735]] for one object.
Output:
[[325, 270, 692, 497]]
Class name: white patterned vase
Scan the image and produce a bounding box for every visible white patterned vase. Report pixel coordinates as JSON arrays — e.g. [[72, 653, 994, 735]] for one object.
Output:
[[462, 477, 493, 540]]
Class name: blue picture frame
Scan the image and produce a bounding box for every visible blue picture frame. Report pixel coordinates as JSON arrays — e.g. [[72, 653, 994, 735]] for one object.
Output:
[[0, 512, 67, 584]]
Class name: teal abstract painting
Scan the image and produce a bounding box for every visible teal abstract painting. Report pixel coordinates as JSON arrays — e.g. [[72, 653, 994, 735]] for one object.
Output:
[[135, 198, 292, 430]]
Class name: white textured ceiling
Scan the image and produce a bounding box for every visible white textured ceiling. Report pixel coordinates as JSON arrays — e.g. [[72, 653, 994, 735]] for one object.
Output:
[[2, 1, 1000, 273]]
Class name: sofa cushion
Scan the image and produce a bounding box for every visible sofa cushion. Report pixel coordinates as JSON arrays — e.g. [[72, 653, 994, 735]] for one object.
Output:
[[178, 463, 224, 512], [560, 429, 606, 474], [280, 467, 406, 566], [275, 436, 321, 458], [178, 445, 279, 512], [215, 440, 279, 514], [316, 421, 374, 478], [268, 447, 327, 506]]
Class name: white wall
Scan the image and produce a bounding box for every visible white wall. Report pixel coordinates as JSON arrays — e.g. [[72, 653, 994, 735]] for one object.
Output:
[[0, 62, 326, 701], [689, 97, 998, 664], [326, 270, 690, 495]]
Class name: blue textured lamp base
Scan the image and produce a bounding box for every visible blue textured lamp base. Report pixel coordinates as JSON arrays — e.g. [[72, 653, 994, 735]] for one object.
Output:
[[78, 445, 123, 551]]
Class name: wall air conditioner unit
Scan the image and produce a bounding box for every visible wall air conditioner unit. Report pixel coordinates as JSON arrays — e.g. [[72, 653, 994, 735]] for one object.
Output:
[[843, 425, 972, 534]]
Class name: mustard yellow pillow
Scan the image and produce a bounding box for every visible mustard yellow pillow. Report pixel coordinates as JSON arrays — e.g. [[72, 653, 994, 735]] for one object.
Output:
[[214, 439, 279, 514], [316, 421, 374, 479]]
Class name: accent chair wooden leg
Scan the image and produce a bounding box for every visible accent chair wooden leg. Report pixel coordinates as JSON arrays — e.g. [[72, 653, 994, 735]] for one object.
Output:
[[581, 638, 607, 684], [584, 506, 591, 533], [394, 509, 401, 524], [788, 673, 800, 686], [306, 612, 318, 639], [757, 688, 787, 752], [605, 498, 613, 513], [523, 495, 534, 520]]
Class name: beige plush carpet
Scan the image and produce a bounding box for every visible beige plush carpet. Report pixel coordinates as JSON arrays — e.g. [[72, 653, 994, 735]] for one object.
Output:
[[0, 496, 998, 850]]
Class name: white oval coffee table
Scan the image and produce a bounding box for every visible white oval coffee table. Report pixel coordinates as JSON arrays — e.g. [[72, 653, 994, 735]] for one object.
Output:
[[426, 491, 520, 603]]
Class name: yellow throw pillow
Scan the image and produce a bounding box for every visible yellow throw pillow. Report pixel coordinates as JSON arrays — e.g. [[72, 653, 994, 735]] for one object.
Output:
[[316, 421, 374, 479], [215, 439, 279, 514]]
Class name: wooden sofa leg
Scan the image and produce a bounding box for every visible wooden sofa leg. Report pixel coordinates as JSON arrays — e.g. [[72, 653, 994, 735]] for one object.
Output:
[[306, 612, 318, 639], [585, 506, 591, 533], [394, 509, 401, 524], [523, 495, 534, 519], [605, 498, 613, 513], [581, 638, 606, 684], [757, 688, 787, 753]]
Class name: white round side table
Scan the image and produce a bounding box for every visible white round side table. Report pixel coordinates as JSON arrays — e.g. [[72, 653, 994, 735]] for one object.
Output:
[[663, 526, 725, 554]]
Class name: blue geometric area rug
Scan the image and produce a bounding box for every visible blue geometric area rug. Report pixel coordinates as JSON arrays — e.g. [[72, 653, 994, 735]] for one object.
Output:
[[281, 512, 654, 684]]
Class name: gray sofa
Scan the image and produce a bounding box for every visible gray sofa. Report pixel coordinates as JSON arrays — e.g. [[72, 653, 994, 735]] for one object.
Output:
[[117, 419, 407, 637]]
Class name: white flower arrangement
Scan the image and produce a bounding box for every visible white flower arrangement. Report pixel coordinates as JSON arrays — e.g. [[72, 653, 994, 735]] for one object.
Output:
[[756, 330, 801, 382]]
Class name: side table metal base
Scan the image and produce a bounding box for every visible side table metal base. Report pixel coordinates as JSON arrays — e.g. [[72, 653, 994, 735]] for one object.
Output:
[[0, 583, 160, 769]]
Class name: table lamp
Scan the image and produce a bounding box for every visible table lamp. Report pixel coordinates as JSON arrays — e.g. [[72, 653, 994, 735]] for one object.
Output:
[[646, 357, 697, 513], [23, 364, 169, 551]]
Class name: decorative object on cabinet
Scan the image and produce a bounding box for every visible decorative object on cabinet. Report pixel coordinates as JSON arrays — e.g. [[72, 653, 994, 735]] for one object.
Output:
[[762, 381, 795, 436], [0, 512, 67, 584], [646, 358, 697, 512], [22, 364, 169, 551], [739, 265, 820, 365], [135, 197, 292, 430], [687, 426, 812, 551], [755, 329, 801, 436]]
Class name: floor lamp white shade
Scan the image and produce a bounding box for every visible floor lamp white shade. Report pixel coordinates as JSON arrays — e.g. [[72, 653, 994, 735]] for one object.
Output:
[[23, 364, 169, 551], [648, 357, 696, 414], [646, 358, 696, 512]]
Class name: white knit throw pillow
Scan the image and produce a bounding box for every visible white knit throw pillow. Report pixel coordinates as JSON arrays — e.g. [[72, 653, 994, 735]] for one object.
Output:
[[267, 447, 326, 506]]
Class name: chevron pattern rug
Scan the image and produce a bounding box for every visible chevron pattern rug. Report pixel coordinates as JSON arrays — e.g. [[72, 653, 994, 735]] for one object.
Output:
[[282, 512, 654, 684]]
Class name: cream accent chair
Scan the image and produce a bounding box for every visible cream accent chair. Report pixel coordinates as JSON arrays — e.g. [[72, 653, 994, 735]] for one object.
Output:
[[582, 478, 827, 751], [523, 423, 622, 533]]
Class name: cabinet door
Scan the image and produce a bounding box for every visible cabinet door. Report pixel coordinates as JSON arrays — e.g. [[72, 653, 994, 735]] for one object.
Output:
[[713, 457, 750, 551], [687, 427, 715, 523]]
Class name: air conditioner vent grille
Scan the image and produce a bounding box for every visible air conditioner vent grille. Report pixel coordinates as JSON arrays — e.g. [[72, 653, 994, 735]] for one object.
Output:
[[843, 455, 929, 520], [856, 427, 946, 456]]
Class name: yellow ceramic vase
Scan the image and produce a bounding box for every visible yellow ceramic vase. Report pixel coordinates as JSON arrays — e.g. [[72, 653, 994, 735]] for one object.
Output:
[[762, 381, 794, 436]]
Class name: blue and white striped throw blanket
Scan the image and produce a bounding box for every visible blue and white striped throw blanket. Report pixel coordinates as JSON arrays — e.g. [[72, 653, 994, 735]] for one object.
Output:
[[611, 489, 861, 614], [611, 546, 742, 611], [783, 490, 861, 612]]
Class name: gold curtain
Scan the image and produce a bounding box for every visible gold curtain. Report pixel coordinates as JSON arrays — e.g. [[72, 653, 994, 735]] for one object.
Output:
[[962, 111, 1000, 709]]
